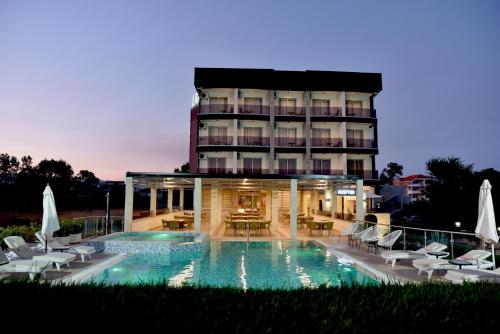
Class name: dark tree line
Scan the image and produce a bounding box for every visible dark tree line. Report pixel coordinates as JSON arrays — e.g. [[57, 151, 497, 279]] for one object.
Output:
[[0, 153, 124, 211]]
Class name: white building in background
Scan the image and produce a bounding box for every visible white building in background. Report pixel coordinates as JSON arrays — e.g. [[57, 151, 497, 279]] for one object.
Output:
[[393, 174, 430, 202]]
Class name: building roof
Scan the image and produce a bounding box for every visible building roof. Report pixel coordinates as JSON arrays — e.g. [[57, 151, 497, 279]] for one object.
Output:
[[194, 67, 382, 93], [397, 174, 430, 182]]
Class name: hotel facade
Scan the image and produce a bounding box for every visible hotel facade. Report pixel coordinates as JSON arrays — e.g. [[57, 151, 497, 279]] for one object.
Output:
[[123, 68, 383, 238]]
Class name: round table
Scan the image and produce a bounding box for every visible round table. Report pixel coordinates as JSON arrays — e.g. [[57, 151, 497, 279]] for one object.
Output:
[[448, 259, 472, 269]]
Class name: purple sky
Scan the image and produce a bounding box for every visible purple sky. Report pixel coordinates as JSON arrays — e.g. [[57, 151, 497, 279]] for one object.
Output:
[[1, 0, 499, 180]]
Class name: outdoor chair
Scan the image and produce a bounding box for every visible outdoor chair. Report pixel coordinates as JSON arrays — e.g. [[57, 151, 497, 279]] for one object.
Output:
[[248, 221, 260, 236], [369, 230, 402, 254], [413, 249, 493, 279], [361, 226, 381, 252], [351, 226, 373, 247], [235, 221, 248, 236], [0, 251, 51, 279], [4, 236, 76, 270], [380, 242, 448, 267], [169, 220, 182, 231], [339, 222, 360, 244], [224, 220, 235, 235], [260, 221, 271, 236], [34, 231, 96, 262], [162, 220, 171, 230], [321, 221, 338, 237]]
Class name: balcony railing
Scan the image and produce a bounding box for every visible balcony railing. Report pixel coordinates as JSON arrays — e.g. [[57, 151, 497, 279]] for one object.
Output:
[[275, 106, 306, 116], [311, 106, 342, 117], [277, 169, 306, 175], [347, 170, 379, 179], [240, 105, 270, 115], [237, 136, 270, 146], [199, 104, 233, 114], [275, 137, 306, 147], [311, 169, 343, 175], [311, 137, 343, 147], [345, 108, 376, 118], [198, 136, 233, 145], [346, 138, 376, 148], [237, 168, 270, 175], [198, 168, 233, 174]]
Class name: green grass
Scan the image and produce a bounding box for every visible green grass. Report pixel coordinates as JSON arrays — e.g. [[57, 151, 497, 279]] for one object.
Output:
[[1, 280, 499, 332]]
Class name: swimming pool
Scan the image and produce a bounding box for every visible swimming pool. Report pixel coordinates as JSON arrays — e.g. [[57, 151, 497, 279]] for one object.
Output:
[[102, 232, 195, 243], [88, 240, 378, 289]]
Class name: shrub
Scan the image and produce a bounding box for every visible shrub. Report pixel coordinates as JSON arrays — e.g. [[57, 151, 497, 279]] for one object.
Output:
[[53, 219, 84, 237], [0, 223, 39, 250]]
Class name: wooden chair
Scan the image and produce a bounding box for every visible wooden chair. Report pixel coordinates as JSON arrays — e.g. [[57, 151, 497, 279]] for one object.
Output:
[[169, 220, 181, 231], [162, 220, 171, 230], [234, 220, 248, 236], [321, 221, 334, 236]]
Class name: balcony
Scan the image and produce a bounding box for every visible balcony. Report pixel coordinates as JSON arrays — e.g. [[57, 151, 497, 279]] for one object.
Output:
[[198, 168, 233, 174], [275, 137, 306, 147], [240, 105, 270, 115], [277, 169, 306, 175], [238, 136, 270, 146], [311, 106, 342, 117], [237, 168, 270, 175], [275, 106, 306, 116], [311, 137, 343, 147], [345, 108, 376, 118], [346, 138, 376, 148], [198, 136, 233, 145], [347, 170, 379, 179], [199, 104, 233, 114], [311, 169, 343, 175]]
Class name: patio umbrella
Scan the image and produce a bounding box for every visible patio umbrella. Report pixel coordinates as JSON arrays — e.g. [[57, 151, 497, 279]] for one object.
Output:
[[475, 180, 498, 268], [41, 184, 60, 252]]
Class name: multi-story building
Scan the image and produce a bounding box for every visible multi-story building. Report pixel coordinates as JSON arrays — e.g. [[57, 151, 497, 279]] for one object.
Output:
[[189, 68, 381, 180], [393, 174, 430, 202]]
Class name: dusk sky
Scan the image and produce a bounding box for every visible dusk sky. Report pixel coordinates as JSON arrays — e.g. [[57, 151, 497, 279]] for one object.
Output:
[[1, 0, 499, 180]]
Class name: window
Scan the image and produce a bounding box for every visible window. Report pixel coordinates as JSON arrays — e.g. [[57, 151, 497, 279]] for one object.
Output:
[[346, 100, 363, 116], [311, 128, 330, 146], [209, 97, 228, 113], [277, 127, 297, 146], [313, 159, 331, 174], [208, 126, 228, 144], [346, 129, 363, 147], [243, 127, 263, 145], [312, 99, 330, 115], [347, 159, 364, 177], [207, 157, 227, 174], [278, 158, 297, 175], [243, 158, 262, 174], [279, 98, 297, 115], [243, 97, 262, 114]]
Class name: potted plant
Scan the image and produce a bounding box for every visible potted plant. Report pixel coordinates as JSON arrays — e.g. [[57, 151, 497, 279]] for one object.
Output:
[[53, 220, 83, 246], [68, 221, 84, 244]]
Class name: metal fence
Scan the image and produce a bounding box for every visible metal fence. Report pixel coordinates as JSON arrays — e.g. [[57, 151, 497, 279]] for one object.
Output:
[[73, 216, 124, 238]]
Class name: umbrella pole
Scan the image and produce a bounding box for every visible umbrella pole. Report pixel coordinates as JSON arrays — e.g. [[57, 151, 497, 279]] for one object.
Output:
[[45, 234, 48, 253], [492, 244, 496, 269]]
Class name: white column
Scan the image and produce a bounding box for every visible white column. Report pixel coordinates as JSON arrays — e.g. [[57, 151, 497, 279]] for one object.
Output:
[[210, 186, 218, 236], [265, 190, 272, 221], [342, 153, 348, 175], [150, 187, 157, 217], [194, 178, 202, 232], [332, 190, 338, 220], [356, 179, 365, 223], [233, 88, 239, 174], [179, 188, 184, 211], [290, 179, 298, 240], [168, 188, 173, 213], [271, 189, 279, 234], [124, 177, 134, 232]]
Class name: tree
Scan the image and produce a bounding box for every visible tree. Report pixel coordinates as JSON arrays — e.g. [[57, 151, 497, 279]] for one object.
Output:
[[174, 162, 190, 173], [380, 162, 404, 184]]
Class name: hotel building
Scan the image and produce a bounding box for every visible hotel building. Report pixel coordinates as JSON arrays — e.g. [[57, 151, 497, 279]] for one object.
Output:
[[123, 68, 383, 238]]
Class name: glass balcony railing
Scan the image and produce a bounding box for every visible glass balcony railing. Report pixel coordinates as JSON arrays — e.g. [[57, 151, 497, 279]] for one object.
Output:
[[345, 108, 376, 118], [311, 137, 343, 147], [237, 168, 270, 175], [237, 136, 270, 146], [198, 168, 233, 174], [347, 170, 379, 179], [275, 137, 306, 147], [311, 169, 344, 175], [311, 106, 342, 117], [277, 169, 306, 175], [239, 105, 270, 115], [198, 136, 233, 145], [275, 106, 306, 116], [199, 104, 233, 114], [346, 138, 376, 148]]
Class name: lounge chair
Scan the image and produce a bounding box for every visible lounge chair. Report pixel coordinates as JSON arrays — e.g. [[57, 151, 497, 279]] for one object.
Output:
[[412, 249, 493, 279], [361, 226, 382, 252], [4, 236, 76, 270], [339, 223, 359, 244], [369, 230, 402, 254], [351, 226, 373, 247], [444, 267, 500, 284], [34, 231, 96, 262], [0, 251, 51, 279], [380, 242, 448, 268]]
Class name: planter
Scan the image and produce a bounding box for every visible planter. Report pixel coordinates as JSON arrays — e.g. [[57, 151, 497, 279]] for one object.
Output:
[[54, 236, 71, 246], [69, 233, 82, 244]]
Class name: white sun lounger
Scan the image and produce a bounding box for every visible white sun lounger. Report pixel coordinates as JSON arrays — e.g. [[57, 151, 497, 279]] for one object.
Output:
[[0, 251, 51, 279], [34, 231, 96, 262], [412, 250, 493, 279], [4, 236, 76, 271], [380, 242, 448, 267], [445, 267, 500, 284]]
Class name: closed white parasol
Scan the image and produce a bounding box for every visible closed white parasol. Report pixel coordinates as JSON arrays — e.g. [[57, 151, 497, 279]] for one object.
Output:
[[475, 180, 498, 268], [41, 184, 60, 252]]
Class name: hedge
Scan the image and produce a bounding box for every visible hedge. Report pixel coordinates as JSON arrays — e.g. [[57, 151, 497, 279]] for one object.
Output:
[[0, 281, 498, 332]]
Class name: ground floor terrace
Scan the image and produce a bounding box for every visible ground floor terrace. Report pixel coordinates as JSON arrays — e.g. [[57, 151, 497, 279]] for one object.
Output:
[[124, 172, 386, 239]]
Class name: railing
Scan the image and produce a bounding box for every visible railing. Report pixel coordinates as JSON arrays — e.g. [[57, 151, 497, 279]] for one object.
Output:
[[199, 103, 233, 114], [311, 106, 342, 117], [275, 137, 306, 147], [237, 136, 270, 146], [198, 136, 233, 145], [277, 169, 306, 175], [311, 137, 343, 147], [346, 108, 376, 118], [346, 138, 376, 148], [353, 219, 482, 260], [198, 168, 233, 174], [73, 216, 124, 238], [275, 106, 306, 116], [311, 169, 343, 175], [240, 105, 270, 115], [237, 168, 270, 175], [347, 170, 379, 179]]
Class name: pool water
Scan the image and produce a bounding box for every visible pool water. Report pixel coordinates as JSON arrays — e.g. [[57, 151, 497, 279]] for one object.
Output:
[[89, 241, 378, 289], [102, 232, 194, 243]]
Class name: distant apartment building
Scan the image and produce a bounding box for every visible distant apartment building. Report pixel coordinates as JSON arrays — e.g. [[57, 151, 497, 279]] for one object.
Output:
[[393, 174, 430, 202]]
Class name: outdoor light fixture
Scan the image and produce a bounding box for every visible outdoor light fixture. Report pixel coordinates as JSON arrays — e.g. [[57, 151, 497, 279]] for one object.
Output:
[[454, 221, 461, 228]]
